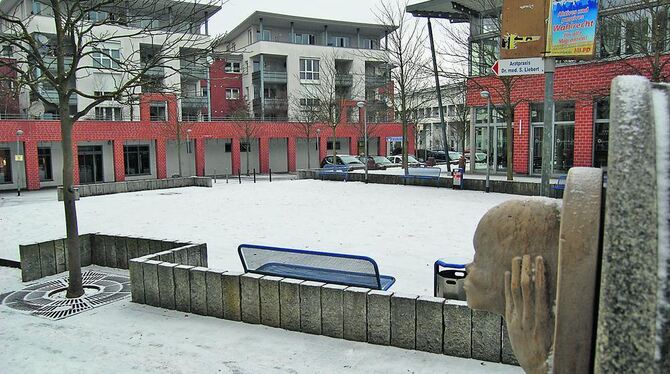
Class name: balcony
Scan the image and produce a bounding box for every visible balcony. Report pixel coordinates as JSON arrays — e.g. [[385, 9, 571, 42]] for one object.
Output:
[[42, 56, 73, 71], [335, 74, 353, 86], [252, 71, 288, 84], [253, 98, 288, 113], [181, 95, 208, 108], [180, 64, 208, 80], [142, 65, 165, 77], [365, 75, 390, 88]]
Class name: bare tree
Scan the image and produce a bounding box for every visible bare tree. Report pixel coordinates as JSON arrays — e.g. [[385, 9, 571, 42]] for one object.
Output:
[[0, 0, 221, 297], [374, 0, 432, 173], [290, 97, 321, 168], [234, 119, 260, 175], [444, 80, 470, 153]]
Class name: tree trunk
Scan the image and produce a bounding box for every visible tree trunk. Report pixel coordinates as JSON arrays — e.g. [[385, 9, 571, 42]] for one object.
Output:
[[60, 109, 83, 298], [506, 114, 514, 181], [332, 126, 337, 161]]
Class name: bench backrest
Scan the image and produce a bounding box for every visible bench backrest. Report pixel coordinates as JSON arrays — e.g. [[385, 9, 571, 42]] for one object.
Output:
[[407, 167, 441, 177], [238, 244, 384, 289], [320, 164, 349, 173]]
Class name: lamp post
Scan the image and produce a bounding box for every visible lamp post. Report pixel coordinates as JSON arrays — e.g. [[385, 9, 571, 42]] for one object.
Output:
[[480, 91, 491, 193], [356, 101, 368, 184], [15, 129, 23, 196], [316, 128, 321, 167]]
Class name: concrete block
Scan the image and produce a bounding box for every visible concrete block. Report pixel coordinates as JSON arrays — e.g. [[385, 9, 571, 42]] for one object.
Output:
[[129, 258, 146, 304], [141, 260, 161, 307], [38, 240, 57, 277], [80, 234, 92, 266], [443, 301, 472, 358], [117, 182, 128, 193], [115, 236, 128, 269], [259, 276, 283, 327], [104, 235, 118, 268], [54, 239, 66, 273], [300, 281, 325, 335], [206, 270, 225, 318], [157, 262, 178, 310], [174, 265, 194, 312], [91, 234, 106, 266], [125, 237, 139, 261], [367, 290, 393, 345], [160, 240, 172, 251], [149, 240, 164, 255], [321, 284, 346, 338], [343, 287, 368, 342], [199, 244, 208, 267], [222, 271, 242, 321], [167, 179, 175, 188], [137, 239, 153, 257], [157, 250, 175, 263], [279, 278, 302, 331], [189, 267, 208, 316], [19, 244, 42, 282], [416, 296, 445, 354], [502, 321, 519, 365], [472, 309, 502, 362], [173, 247, 188, 265], [391, 293, 417, 349], [96, 184, 105, 195], [187, 245, 202, 267], [240, 273, 262, 324]]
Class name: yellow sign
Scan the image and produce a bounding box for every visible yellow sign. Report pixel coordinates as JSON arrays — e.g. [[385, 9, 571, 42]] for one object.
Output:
[[15, 155, 24, 162]]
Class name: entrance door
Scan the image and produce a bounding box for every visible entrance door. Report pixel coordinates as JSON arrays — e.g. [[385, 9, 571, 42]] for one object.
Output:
[[593, 122, 609, 169], [531, 127, 543, 174], [496, 127, 507, 171], [78, 146, 103, 184]]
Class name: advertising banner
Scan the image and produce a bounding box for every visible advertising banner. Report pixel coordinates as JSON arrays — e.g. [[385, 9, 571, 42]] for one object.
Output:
[[546, 0, 599, 57], [500, 0, 546, 59]]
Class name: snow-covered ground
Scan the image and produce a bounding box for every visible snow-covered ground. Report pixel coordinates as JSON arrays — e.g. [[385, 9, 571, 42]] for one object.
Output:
[[0, 180, 517, 295], [0, 179, 524, 295]]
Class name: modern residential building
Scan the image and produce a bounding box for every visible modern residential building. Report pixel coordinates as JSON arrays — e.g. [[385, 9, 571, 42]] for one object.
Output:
[[212, 11, 395, 122], [408, 0, 670, 176]]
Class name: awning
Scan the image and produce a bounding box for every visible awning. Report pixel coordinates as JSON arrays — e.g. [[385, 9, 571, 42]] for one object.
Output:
[[406, 0, 502, 21]]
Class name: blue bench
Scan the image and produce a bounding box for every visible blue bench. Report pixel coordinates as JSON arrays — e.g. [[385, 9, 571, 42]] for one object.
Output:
[[317, 164, 350, 181], [402, 166, 441, 185], [552, 175, 567, 190], [238, 244, 396, 290]]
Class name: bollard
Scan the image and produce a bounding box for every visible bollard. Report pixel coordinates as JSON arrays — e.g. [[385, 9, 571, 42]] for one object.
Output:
[[226, 174, 229, 184], [253, 169, 256, 183], [238, 169, 241, 184], [269, 169, 272, 182], [214, 169, 217, 183]]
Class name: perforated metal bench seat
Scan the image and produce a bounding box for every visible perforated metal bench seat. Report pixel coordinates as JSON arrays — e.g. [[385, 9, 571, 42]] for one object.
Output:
[[238, 244, 395, 290]]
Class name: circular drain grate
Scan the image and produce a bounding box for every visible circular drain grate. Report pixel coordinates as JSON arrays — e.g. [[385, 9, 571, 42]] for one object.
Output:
[[0, 270, 130, 320]]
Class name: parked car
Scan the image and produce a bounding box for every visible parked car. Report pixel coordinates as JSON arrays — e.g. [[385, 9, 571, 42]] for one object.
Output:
[[320, 155, 366, 171], [417, 149, 461, 165], [357, 155, 397, 170], [387, 155, 424, 167]]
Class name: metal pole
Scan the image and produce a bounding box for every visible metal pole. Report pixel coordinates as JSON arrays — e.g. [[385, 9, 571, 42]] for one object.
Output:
[[253, 168, 256, 183], [427, 17, 450, 172], [364, 108, 368, 184], [16, 135, 21, 196], [485, 98, 491, 193], [540, 58, 555, 196], [269, 168, 272, 182], [214, 169, 217, 183], [238, 169, 241, 184]]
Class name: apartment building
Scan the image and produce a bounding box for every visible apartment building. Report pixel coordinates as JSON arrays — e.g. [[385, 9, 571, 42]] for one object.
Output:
[[213, 11, 395, 121], [409, 84, 468, 152]]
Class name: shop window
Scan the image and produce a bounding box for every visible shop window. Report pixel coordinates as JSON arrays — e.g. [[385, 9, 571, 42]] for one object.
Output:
[[124, 145, 151, 176], [38, 147, 53, 181], [0, 148, 12, 183]]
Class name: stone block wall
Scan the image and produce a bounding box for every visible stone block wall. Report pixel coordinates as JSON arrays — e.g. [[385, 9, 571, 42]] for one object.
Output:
[[57, 177, 213, 201]]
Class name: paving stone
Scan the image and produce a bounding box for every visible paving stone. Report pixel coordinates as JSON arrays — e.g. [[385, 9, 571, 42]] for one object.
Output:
[[259, 276, 283, 327], [300, 281, 325, 335], [472, 309, 502, 362], [38, 241, 57, 277], [174, 265, 194, 312], [206, 269, 225, 318], [19, 244, 41, 282], [240, 273, 262, 324], [416, 296, 445, 354], [190, 267, 208, 315], [343, 287, 369, 342], [367, 290, 393, 345], [222, 271, 242, 321], [279, 278, 302, 331], [321, 284, 346, 338], [129, 258, 146, 304], [391, 293, 417, 349], [157, 262, 178, 309], [443, 301, 472, 358], [141, 260, 161, 307]]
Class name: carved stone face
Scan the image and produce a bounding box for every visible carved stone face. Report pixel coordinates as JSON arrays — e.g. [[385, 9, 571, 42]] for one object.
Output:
[[464, 199, 561, 316]]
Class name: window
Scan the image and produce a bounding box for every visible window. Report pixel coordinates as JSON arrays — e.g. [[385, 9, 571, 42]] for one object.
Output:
[[295, 33, 316, 45], [599, 17, 622, 57], [363, 39, 377, 49], [624, 15, 649, 54], [299, 98, 321, 107], [38, 147, 53, 181], [95, 107, 122, 121], [150, 101, 167, 121], [257, 29, 271, 41], [594, 98, 610, 168], [92, 48, 120, 69], [1, 45, 12, 57], [332, 36, 350, 47], [0, 148, 12, 183], [448, 105, 455, 117], [326, 141, 341, 150], [240, 142, 251, 152], [225, 88, 240, 100], [88, 10, 108, 22], [555, 101, 575, 122], [299, 59, 320, 80], [225, 62, 241, 73], [124, 145, 151, 176], [225, 143, 232, 152]]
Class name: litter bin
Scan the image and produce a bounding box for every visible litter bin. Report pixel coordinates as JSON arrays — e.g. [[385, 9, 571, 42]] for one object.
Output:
[[452, 168, 464, 189], [434, 258, 468, 301]]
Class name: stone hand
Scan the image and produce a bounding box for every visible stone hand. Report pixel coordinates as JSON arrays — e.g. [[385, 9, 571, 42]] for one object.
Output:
[[504, 255, 552, 374]]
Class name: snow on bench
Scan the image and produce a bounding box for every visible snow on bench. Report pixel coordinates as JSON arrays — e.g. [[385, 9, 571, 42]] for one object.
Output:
[[402, 167, 442, 182], [238, 244, 395, 290]]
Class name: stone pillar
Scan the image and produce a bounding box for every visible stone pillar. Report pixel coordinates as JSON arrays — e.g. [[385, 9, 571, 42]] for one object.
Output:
[[287, 137, 297, 172], [194, 138, 206, 176], [367, 290, 392, 345], [155, 138, 167, 179], [573, 100, 594, 167], [512, 103, 530, 174], [319, 135, 328, 160], [231, 137, 241, 175], [113, 140, 125, 182], [23, 140, 40, 190], [259, 137, 270, 173], [390, 294, 417, 349]]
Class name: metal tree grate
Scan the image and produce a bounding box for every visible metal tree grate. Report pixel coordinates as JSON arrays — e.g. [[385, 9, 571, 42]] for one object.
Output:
[[1, 270, 130, 320]]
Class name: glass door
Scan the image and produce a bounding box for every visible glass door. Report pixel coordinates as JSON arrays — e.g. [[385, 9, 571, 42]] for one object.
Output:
[[78, 146, 103, 184], [496, 127, 507, 171], [554, 124, 574, 173], [531, 126, 543, 174]]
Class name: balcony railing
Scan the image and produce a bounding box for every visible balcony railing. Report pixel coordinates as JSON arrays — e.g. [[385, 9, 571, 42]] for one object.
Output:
[[335, 74, 353, 86], [180, 64, 208, 79], [181, 96, 208, 107], [252, 98, 288, 112], [252, 71, 288, 84], [142, 65, 165, 77], [365, 75, 390, 87]]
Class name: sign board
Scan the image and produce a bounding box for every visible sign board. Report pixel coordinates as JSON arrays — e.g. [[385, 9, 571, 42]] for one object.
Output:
[[386, 136, 403, 142], [500, 0, 546, 59], [546, 0, 598, 57], [491, 58, 545, 76], [14, 154, 23, 162]]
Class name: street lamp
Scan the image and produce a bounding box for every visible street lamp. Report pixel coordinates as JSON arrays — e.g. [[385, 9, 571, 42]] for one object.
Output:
[[316, 128, 321, 168], [356, 100, 368, 184], [186, 128, 192, 154], [480, 91, 491, 193], [16, 129, 23, 196]]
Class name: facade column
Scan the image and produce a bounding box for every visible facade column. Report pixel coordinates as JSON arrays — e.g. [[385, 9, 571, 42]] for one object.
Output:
[[24, 140, 40, 190], [513, 103, 530, 174], [156, 138, 167, 179], [469, 107, 476, 172], [380, 135, 388, 156], [195, 138, 206, 176], [407, 127, 416, 155], [113, 140, 125, 182], [72, 143, 80, 185], [259, 137, 270, 173], [350, 136, 359, 156], [319, 134, 328, 159], [574, 100, 594, 167], [287, 137, 297, 172], [231, 137, 241, 174]]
